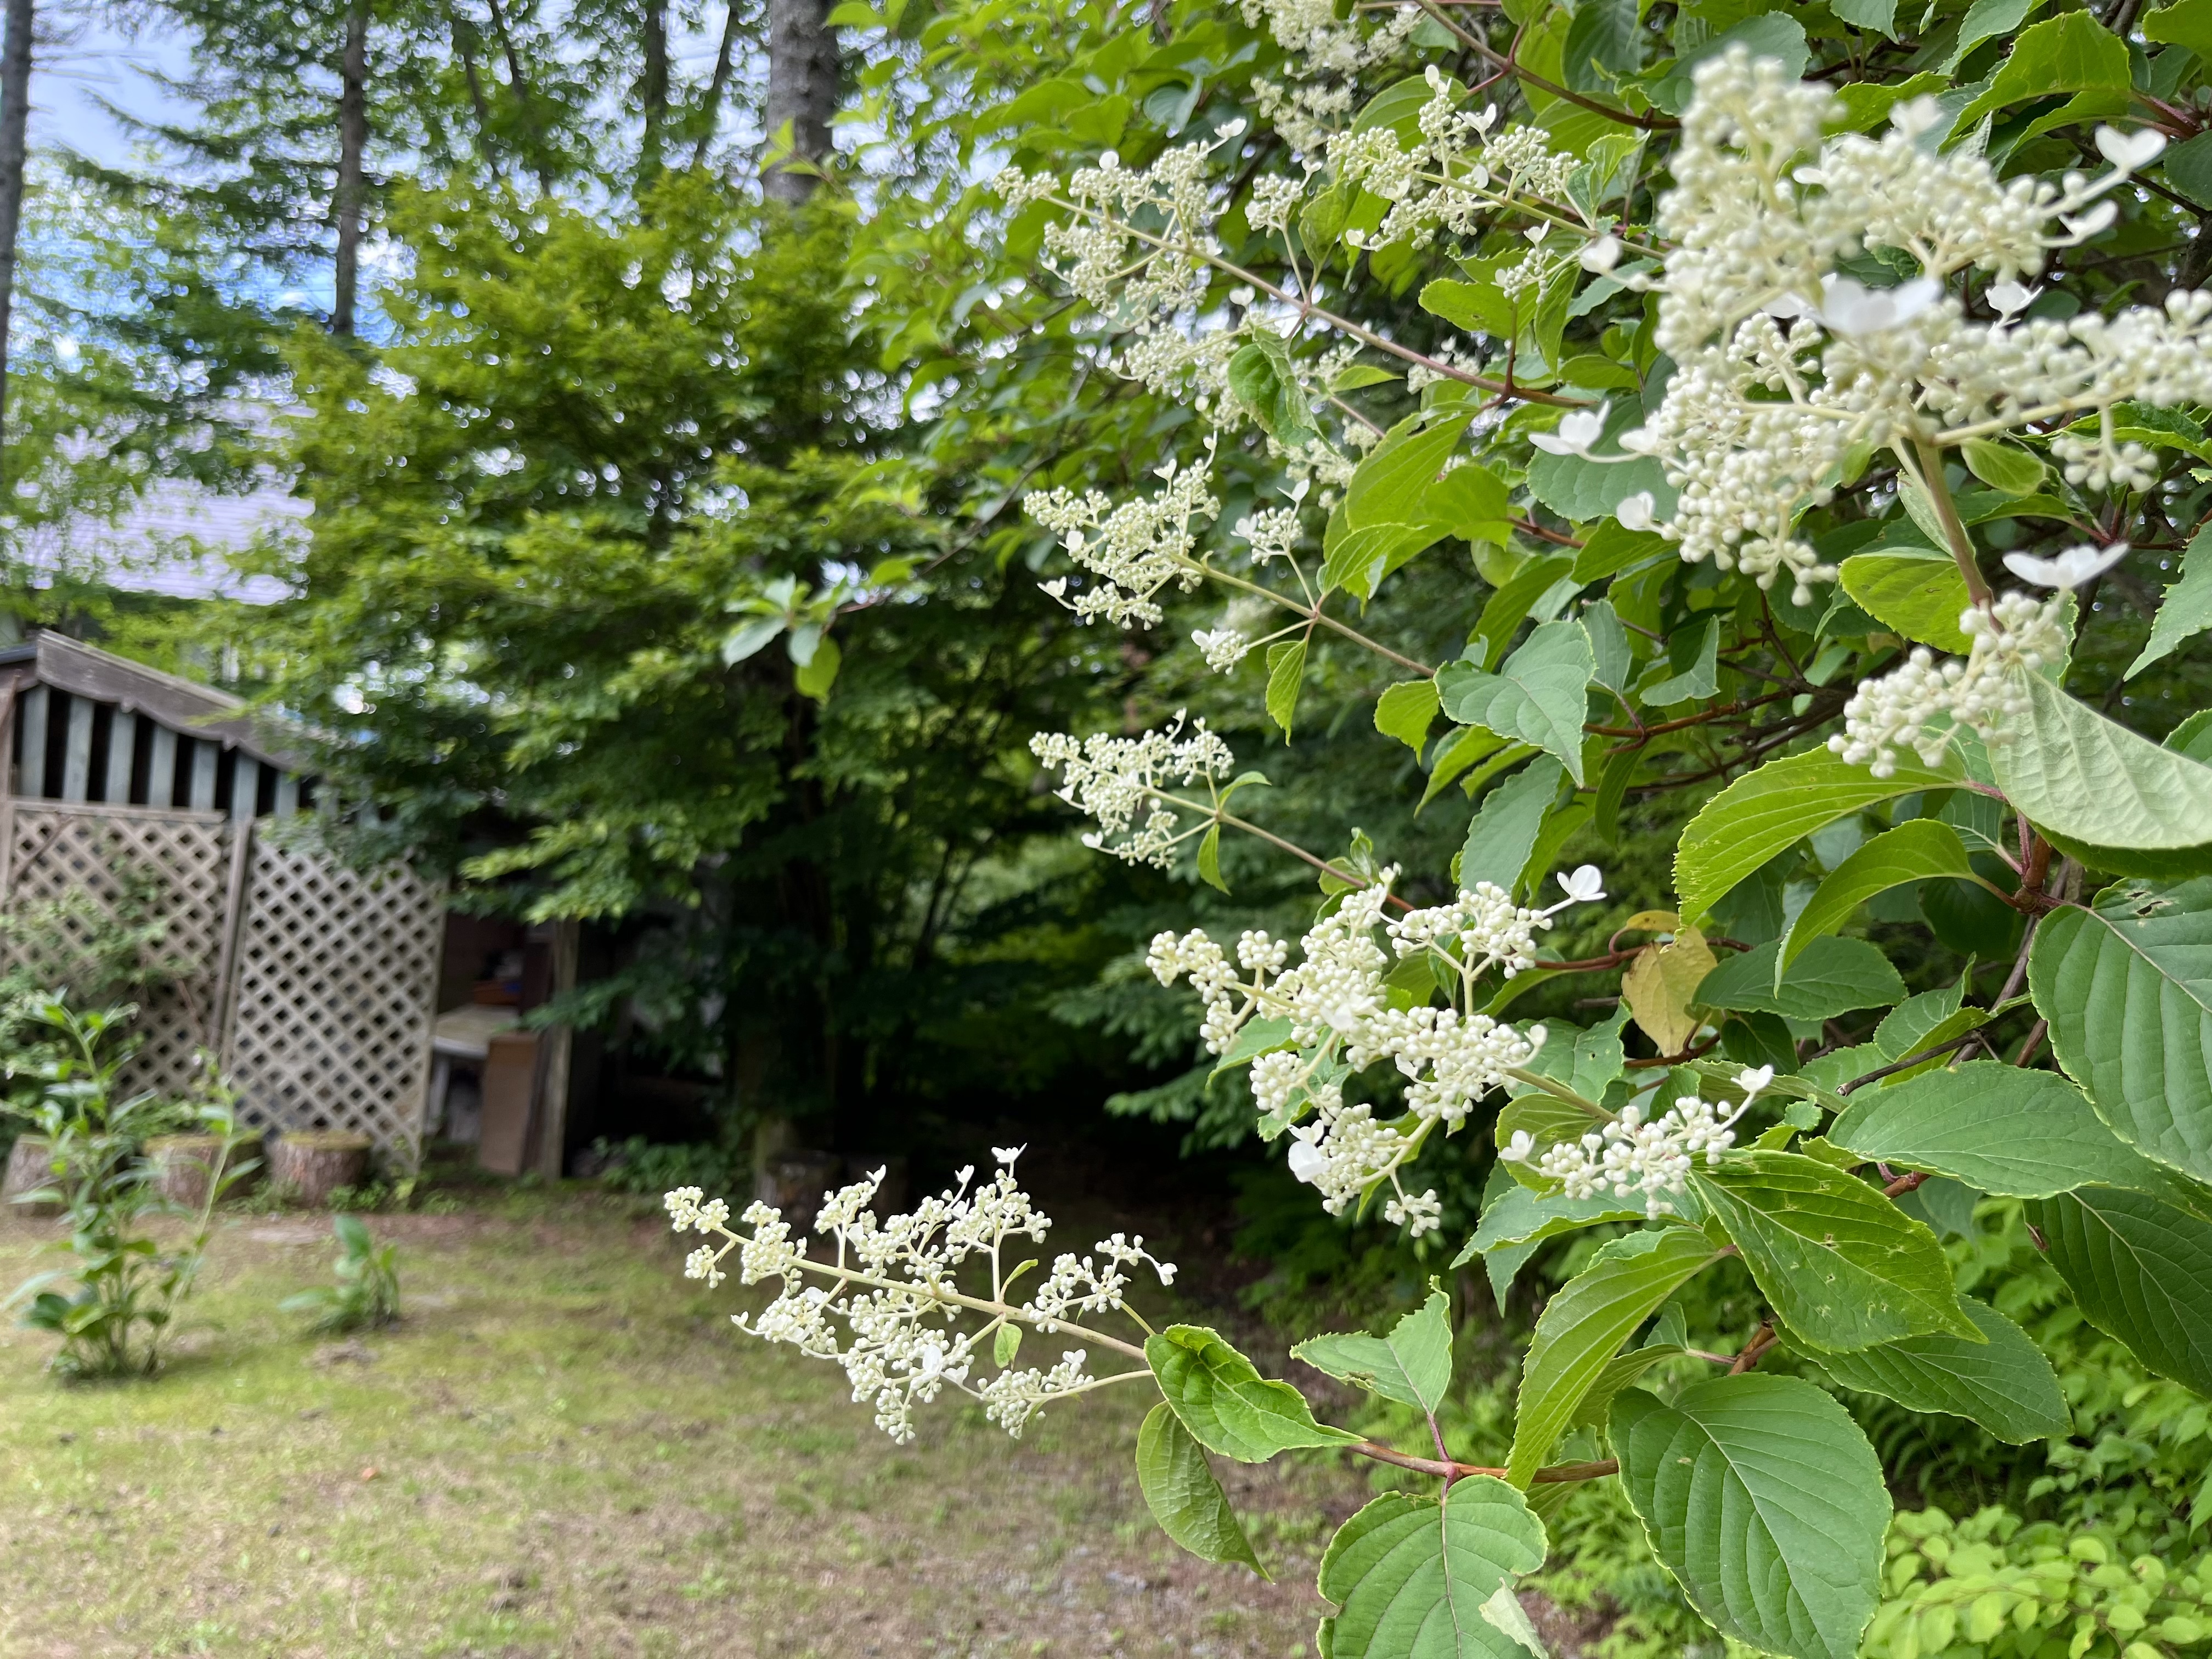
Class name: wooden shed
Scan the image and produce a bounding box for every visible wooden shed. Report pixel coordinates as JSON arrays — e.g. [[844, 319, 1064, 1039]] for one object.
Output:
[[0, 631, 445, 1166]]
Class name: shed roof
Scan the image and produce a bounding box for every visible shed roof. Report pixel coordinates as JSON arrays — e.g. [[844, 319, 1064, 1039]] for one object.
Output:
[[0, 631, 305, 772]]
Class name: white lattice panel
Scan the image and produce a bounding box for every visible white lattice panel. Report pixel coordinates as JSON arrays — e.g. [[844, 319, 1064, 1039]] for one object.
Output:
[[2, 803, 230, 1098], [227, 840, 443, 1166]]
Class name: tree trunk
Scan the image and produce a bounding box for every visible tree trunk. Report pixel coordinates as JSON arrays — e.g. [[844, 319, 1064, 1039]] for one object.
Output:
[[0, 0, 35, 467], [639, 0, 669, 184], [331, 0, 370, 337], [762, 0, 836, 203], [483, 0, 553, 195], [691, 0, 744, 168]]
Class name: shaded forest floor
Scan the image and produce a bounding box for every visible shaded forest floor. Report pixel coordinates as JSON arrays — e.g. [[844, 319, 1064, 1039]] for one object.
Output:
[[0, 1186, 1366, 1659]]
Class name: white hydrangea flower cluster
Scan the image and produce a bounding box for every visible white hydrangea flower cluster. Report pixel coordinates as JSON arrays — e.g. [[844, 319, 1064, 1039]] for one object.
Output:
[[1147, 867, 1605, 1235], [1191, 628, 1251, 673], [1503, 1066, 1773, 1219], [1028, 712, 1234, 867], [1239, 0, 1422, 157], [664, 1149, 1172, 1444], [1634, 49, 2190, 603], [1026, 448, 1219, 628], [1829, 592, 2068, 777]]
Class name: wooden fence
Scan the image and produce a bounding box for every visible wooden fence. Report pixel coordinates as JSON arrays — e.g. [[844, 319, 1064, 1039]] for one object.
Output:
[[0, 798, 444, 1165]]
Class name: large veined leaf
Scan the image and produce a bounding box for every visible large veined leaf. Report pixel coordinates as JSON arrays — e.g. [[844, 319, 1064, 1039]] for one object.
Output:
[[1674, 749, 1959, 923], [1776, 821, 1975, 978], [1803, 1300, 2069, 1443], [1147, 1325, 1362, 1462], [1838, 550, 1972, 654], [2029, 877, 2212, 1185], [1829, 1061, 2172, 1198], [1437, 623, 1596, 785], [1612, 1375, 1889, 1659], [1691, 936, 1906, 1023], [2026, 1186, 2212, 1396], [1460, 756, 1564, 898], [1693, 1153, 1978, 1352], [1506, 1228, 1720, 1486], [1316, 1476, 1548, 1659], [1136, 1403, 1267, 1575], [1294, 1289, 1454, 1413], [1992, 670, 2212, 868]]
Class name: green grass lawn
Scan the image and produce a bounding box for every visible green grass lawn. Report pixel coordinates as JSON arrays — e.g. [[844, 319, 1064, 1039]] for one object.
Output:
[[0, 1189, 1354, 1659]]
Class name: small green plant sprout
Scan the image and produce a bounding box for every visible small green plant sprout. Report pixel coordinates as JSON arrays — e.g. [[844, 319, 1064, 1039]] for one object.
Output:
[[4, 997, 256, 1379], [283, 1214, 400, 1334]]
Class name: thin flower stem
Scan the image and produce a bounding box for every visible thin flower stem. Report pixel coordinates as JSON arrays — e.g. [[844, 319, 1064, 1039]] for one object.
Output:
[[1147, 787, 1419, 911], [1501, 1064, 1615, 1122], [1202, 564, 1435, 674], [1904, 437, 1994, 607]]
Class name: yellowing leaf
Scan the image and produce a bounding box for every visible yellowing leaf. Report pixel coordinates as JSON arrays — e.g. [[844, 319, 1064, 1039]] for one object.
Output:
[[1623, 926, 1717, 1056]]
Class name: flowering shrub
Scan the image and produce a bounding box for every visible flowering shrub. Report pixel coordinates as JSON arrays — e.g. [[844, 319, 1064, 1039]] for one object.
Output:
[[669, 6, 2212, 1655]]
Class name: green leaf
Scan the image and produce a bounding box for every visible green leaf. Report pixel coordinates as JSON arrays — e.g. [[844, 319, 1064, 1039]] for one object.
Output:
[[1459, 756, 1562, 898], [1525, 448, 1671, 526], [1423, 726, 1515, 811], [1778, 821, 1974, 977], [1693, 1152, 1978, 1352], [1316, 1476, 1548, 1659], [1692, 936, 1907, 1023], [1569, 1345, 1681, 1431], [1960, 438, 2045, 497], [1830, 1061, 2176, 1198], [721, 616, 785, 664], [2165, 130, 2212, 208], [1674, 749, 1959, 924], [1648, 14, 1809, 115], [1325, 523, 1442, 601], [1212, 1015, 1295, 1079], [1346, 415, 1472, 529], [1136, 1403, 1267, 1575], [2030, 877, 2212, 1185], [1941, 0, 2041, 72], [2146, 0, 2212, 58], [1473, 556, 1576, 671], [1331, 364, 1402, 392], [1804, 1300, 2069, 1444], [1196, 823, 1228, 894], [1146, 1325, 1362, 1463], [2128, 522, 2212, 678], [1838, 551, 1973, 655], [1265, 639, 1307, 741], [1993, 670, 2212, 865], [2027, 1185, 2212, 1396], [1506, 1228, 1721, 1486], [1228, 334, 1319, 448], [1293, 1289, 1454, 1413], [1352, 72, 1468, 143], [1638, 617, 1718, 708], [1377, 680, 1442, 755], [1830, 0, 1897, 35], [1958, 10, 2129, 127], [995, 1323, 1022, 1367], [1561, 0, 1639, 87], [1458, 1182, 1646, 1266], [1612, 1375, 1889, 1659], [1436, 623, 1595, 786]]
